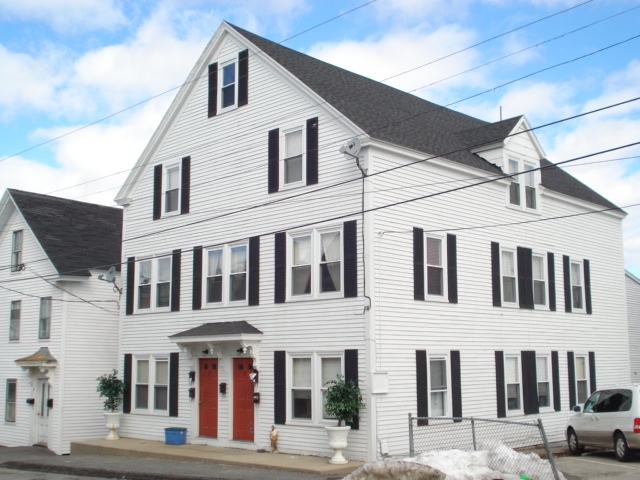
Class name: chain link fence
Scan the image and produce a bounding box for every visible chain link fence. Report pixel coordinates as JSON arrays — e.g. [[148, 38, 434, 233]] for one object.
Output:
[[408, 414, 562, 480]]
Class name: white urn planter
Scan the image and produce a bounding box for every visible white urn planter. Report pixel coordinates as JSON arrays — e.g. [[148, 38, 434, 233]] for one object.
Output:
[[104, 412, 122, 440], [325, 425, 351, 464]]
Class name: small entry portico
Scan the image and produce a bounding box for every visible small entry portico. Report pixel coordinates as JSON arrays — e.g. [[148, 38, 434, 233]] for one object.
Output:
[[169, 321, 262, 444]]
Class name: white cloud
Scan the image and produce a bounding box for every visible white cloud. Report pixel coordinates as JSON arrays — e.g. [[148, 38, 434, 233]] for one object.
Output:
[[0, 0, 126, 33]]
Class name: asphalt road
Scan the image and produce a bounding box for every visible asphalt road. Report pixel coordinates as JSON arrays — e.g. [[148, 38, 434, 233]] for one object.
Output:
[[556, 451, 640, 479]]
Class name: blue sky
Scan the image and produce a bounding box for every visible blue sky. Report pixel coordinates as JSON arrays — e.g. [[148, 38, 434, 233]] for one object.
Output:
[[0, 0, 639, 274]]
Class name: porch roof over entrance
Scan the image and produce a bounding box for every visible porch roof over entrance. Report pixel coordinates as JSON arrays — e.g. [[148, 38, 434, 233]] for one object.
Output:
[[169, 321, 263, 343], [15, 347, 58, 369]]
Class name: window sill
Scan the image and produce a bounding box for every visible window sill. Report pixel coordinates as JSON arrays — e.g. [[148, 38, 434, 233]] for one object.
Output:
[[287, 292, 344, 303], [506, 410, 524, 418], [133, 307, 172, 314], [280, 181, 307, 192], [424, 295, 448, 303], [218, 104, 238, 115], [130, 410, 169, 417], [538, 406, 555, 414], [499, 302, 520, 309], [286, 420, 340, 428], [202, 301, 249, 309], [506, 203, 541, 215]]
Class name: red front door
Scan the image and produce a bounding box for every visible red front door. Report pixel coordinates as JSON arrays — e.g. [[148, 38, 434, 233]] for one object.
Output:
[[199, 358, 218, 438], [233, 358, 254, 441]]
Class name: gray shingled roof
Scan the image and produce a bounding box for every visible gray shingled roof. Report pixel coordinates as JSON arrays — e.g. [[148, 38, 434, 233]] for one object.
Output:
[[170, 321, 263, 338], [229, 24, 619, 210], [9, 189, 123, 276]]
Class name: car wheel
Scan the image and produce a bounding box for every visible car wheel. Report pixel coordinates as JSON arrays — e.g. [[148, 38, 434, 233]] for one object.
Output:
[[614, 433, 634, 462], [568, 429, 584, 456]]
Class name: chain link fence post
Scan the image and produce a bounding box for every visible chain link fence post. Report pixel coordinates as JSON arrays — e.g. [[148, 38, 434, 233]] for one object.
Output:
[[471, 417, 477, 451], [537, 418, 561, 480], [408, 413, 414, 457]]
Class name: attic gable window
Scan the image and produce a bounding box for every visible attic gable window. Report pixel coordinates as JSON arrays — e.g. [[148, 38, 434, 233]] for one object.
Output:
[[208, 50, 248, 118], [221, 62, 236, 109], [165, 165, 180, 213], [11, 230, 23, 272]]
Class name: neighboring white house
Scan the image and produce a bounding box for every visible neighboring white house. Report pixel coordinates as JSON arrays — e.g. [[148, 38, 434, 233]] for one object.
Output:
[[113, 22, 629, 461], [0, 189, 122, 454], [627, 270, 640, 382]]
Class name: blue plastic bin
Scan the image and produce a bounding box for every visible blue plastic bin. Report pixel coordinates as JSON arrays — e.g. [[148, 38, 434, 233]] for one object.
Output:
[[164, 427, 187, 445]]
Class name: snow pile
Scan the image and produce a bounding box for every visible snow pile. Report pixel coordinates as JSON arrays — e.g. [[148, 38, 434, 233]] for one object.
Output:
[[410, 449, 517, 479], [344, 459, 446, 479]]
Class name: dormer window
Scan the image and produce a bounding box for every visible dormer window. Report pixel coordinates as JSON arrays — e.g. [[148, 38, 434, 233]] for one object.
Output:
[[523, 164, 536, 209], [508, 160, 520, 206], [507, 158, 538, 211]]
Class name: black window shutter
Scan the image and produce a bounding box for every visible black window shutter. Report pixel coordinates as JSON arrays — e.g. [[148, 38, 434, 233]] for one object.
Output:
[[416, 350, 428, 425], [517, 247, 533, 309], [274, 232, 286, 303], [344, 220, 357, 298], [451, 350, 462, 420], [491, 242, 501, 307], [306, 117, 319, 185], [584, 259, 592, 314], [274, 351, 286, 425], [169, 352, 179, 417], [171, 249, 181, 312], [153, 164, 162, 220], [447, 234, 458, 304], [192, 246, 203, 310], [345, 349, 359, 430], [238, 49, 248, 107], [521, 350, 539, 415], [123, 353, 132, 414], [180, 156, 190, 215], [249, 236, 260, 306], [589, 351, 596, 393], [563, 255, 572, 313], [414, 228, 425, 301], [208, 63, 218, 118], [495, 351, 506, 418], [551, 351, 561, 412], [567, 352, 576, 409], [268, 129, 280, 194], [548, 253, 556, 312], [126, 257, 135, 315]]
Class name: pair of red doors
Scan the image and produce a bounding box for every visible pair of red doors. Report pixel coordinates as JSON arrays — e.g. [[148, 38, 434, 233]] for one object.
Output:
[[199, 358, 254, 441]]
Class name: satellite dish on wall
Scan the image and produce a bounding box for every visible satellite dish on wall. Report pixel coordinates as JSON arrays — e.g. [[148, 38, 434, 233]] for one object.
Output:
[[339, 137, 361, 159], [98, 265, 122, 294]]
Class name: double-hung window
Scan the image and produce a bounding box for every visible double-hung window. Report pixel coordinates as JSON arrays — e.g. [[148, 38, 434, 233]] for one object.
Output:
[[134, 357, 168, 412], [575, 355, 589, 404], [501, 250, 517, 304], [429, 356, 449, 416], [290, 228, 342, 299], [204, 243, 247, 305], [39, 297, 51, 339], [290, 353, 343, 423], [283, 128, 304, 186], [508, 159, 520, 206], [536, 355, 552, 409], [164, 165, 180, 214], [137, 257, 171, 311], [507, 158, 538, 211], [524, 163, 536, 209], [505, 355, 522, 412], [5, 379, 16, 422], [221, 61, 237, 110], [571, 261, 584, 310], [426, 236, 445, 297], [11, 230, 23, 272], [9, 300, 20, 341], [532, 254, 546, 307]]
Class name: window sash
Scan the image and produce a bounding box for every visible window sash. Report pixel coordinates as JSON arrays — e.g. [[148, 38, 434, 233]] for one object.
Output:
[[10, 300, 20, 341], [204, 245, 248, 305], [509, 160, 520, 206], [5, 379, 16, 422], [164, 166, 180, 213], [290, 229, 343, 298], [284, 130, 303, 185], [571, 262, 584, 309], [156, 258, 171, 308], [537, 356, 551, 408], [221, 62, 236, 108], [319, 232, 341, 293], [135, 358, 168, 412], [429, 358, 448, 416], [39, 297, 51, 339], [501, 250, 517, 303], [532, 255, 546, 306], [426, 237, 444, 296], [575, 355, 589, 403], [505, 356, 521, 411], [11, 230, 23, 271], [524, 164, 536, 209], [290, 354, 343, 423]]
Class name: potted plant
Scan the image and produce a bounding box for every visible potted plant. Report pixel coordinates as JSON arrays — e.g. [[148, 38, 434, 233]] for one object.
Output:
[[96, 369, 125, 440], [324, 374, 365, 464]]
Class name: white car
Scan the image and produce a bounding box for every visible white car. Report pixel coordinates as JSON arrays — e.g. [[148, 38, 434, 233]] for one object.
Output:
[[566, 385, 640, 462]]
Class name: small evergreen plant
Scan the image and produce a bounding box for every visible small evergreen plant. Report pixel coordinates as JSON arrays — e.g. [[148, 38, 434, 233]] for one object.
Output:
[[324, 374, 365, 427], [96, 369, 125, 412]]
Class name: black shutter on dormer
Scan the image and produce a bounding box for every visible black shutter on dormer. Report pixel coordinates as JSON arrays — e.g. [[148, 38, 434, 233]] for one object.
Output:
[[274, 232, 286, 303], [345, 349, 359, 430], [491, 242, 501, 307], [517, 247, 533, 309], [153, 164, 162, 220], [192, 246, 203, 310], [123, 353, 132, 414], [171, 249, 181, 312], [268, 129, 280, 193], [447, 234, 458, 304], [495, 351, 506, 418], [126, 257, 135, 315], [344, 220, 357, 298], [563, 255, 572, 313], [306, 117, 318, 185], [238, 49, 248, 107], [552, 351, 561, 411], [414, 228, 424, 301], [521, 350, 539, 415], [249, 236, 260, 306], [584, 260, 592, 314], [208, 63, 218, 118], [548, 253, 556, 311], [181, 156, 190, 214], [416, 350, 428, 425], [567, 352, 576, 409], [169, 352, 179, 417]]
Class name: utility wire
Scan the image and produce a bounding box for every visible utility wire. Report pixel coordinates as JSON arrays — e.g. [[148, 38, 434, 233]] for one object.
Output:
[[0, 283, 118, 304]]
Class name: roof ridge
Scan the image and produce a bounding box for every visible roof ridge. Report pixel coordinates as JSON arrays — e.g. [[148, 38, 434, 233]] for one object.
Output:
[[8, 188, 121, 212]]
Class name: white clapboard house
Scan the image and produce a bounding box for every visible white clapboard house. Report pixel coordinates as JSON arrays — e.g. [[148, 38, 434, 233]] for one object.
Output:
[[0, 189, 122, 454], [627, 271, 640, 382], [114, 22, 629, 461]]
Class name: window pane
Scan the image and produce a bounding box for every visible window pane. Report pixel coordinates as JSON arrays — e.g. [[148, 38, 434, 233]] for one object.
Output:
[[229, 273, 247, 301], [426, 237, 442, 266], [292, 358, 311, 387], [137, 360, 149, 383], [157, 283, 170, 307], [292, 266, 311, 295], [285, 130, 303, 157], [10, 301, 20, 340], [222, 85, 234, 108], [155, 386, 168, 410], [502, 251, 515, 276], [507, 384, 520, 410], [39, 297, 51, 339], [503, 277, 516, 303], [509, 160, 520, 205], [571, 263, 582, 286], [156, 361, 168, 384], [320, 262, 340, 293], [207, 277, 222, 303], [577, 380, 588, 404], [533, 280, 546, 305], [5, 380, 16, 422], [575, 357, 586, 380], [135, 385, 149, 409], [139, 284, 151, 309], [222, 63, 235, 86], [158, 258, 171, 282], [284, 156, 303, 183], [525, 186, 536, 209], [431, 391, 446, 416], [208, 250, 222, 276], [430, 359, 447, 390], [165, 189, 178, 212], [572, 286, 583, 309], [292, 389, 312, 419], [427, 266, 443, 296], [505, 357, 519, 383], [167, 167, 180, 190], [532, 256, 544, 279], [139, 261, 152, 285], [536, 357, 548, 381], [320, 232, 341, 262], [293, 236, 311, 265], [230, 246, 247, 274], [322, 358, 342, 385], [538, 382, 550, 408]]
